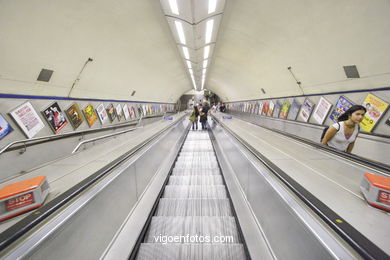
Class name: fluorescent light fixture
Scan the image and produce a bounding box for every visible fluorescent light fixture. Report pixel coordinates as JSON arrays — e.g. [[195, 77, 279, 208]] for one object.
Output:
[[183, 47, 190, 59], [208, 0, 217, 14], [175, 21, 186, 44], [204, 45, 210, 59], [168, 0, 179, 15], [205, 19, 214, 44], [186, 60, 192, 69], [202, 68, 206, 75], [189, 68, 193, 75], [203, 60, 208, 68]]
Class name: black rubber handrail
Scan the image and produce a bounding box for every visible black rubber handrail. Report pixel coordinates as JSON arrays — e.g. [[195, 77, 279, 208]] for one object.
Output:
[[0, 114, 185, 251], [212, 115, 389, 260]]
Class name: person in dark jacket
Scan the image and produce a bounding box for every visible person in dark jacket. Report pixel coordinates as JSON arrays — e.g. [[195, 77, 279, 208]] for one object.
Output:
[[199, 101, 210, 130], [220, 103, 226, 112], [190, 105, 199, 130]]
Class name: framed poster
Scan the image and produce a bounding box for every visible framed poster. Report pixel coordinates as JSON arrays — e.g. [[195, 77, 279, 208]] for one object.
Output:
[[115, 104, 123, 121], [299, 99, 315, 122], [267, 101, 275, 116], [273, 102, 281, 118], [96, 103, 108, 124], [280, 101, 291, 119], [106, 104, 116, 122], [65, 103, 84, 130], [128, 105, 136, 120], [258, 102, 264, 115], [312, 97, 332, 124], [262, 101, 269, 116], [83, 104, 98, 127], [289, 99, 300, 120], [0, 114, 13, 140], [9, 102, 45, 139], [360, 94, 389, 132], [42, 102, 68, 134], [329, 96, 354, 123], [123, 104, 130, 120]]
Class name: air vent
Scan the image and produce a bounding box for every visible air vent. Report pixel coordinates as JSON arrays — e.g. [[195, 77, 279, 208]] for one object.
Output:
[[343, 65, 360, 78], [37, 69, 54, 82]]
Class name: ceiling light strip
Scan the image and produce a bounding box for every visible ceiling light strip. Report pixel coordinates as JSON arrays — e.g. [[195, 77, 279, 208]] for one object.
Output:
[[168, 0, 179, 15], [204, 46, 210, 59], [205, 19, 214, 44], [208, 0, 217, 14], [174, 21, 186, 44]]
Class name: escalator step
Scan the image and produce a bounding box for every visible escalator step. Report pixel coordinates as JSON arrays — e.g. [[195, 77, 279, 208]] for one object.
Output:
[[155, 198, 232, 216], [163, 185, 227, 199], [168, 175, 223, 185]]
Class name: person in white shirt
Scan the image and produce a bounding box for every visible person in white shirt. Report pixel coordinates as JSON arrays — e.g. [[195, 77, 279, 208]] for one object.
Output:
[[321, 105, 366, 153]]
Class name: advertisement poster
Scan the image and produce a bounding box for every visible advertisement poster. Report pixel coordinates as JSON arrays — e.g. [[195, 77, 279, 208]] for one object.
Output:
[[360, 94, 389, 132], [312, 97, 332, 125], [280, 101, 291, 119], [115, 104, 123, 121], [267, 101, 275, 116], [299, 99, 315, 122], [96, 103, 108, 124], [129, 105, 136, 119], [123, 104, 130, 120], [258, 102, 264, 115], [289, 99, 301, 120], [262, 101, 269, 116], [329, 96, 354, 123], [106, 104, 116, 122], [9, 102, 45, 138], [42, 102, 68, 134], [65, 103, 84, 130], [273, 102, 281, 118], [0, 114, 13, 140], [83, 104, 98, 127]]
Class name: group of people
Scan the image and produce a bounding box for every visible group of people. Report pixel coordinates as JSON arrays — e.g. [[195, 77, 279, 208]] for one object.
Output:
[[189, 101, 210, 130]]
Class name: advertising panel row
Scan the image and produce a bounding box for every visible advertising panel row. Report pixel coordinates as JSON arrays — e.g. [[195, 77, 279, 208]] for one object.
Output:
[[226, 93, 389, 133], [0, 102, 175, 140]]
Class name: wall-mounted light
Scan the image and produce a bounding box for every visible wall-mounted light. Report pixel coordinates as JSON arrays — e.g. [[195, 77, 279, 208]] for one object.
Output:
[[204, 46, 210, 59], [208, 0, 217, 14], [205, 19, 214, 44], [168, 0, 179, 15], [175, 21, 186, 44], [182, 47, 190, 59]]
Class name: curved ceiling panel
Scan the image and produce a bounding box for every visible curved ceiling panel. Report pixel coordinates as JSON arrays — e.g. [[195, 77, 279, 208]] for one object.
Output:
[[208, 0, 390, 101], [0, 0, 191, 102]]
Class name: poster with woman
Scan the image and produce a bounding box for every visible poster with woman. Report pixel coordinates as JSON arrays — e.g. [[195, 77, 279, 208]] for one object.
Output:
[[0, 114, 13, 140], [83, 104, 98, 127], [312, 97, 332, 124], [288, 99, 301, 120], [115, 104, 123, 121], [273, 102, 281, 117], [258, 102, 264, 115], [42, 102, 68, 134], [262, 101, 269, 116], [267, 101, 275, 116], [96, 103, 108, 124], [360, 94, 389, 132], [298, 99, 315, 122], [66, 103, 84, 129], [329, 96, 354, 123], [106, 104, 116, 122], [123, 104, 130, 120], [280, 101, 291, 119], [128, 105, 136, 119], [9, 102, 45, 138]]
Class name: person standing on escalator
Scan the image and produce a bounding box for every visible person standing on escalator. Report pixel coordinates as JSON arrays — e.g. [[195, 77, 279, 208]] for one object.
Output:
[[189, 105, 199, 130], [199, 101, 210, 130], [321, 105, 366, 153]]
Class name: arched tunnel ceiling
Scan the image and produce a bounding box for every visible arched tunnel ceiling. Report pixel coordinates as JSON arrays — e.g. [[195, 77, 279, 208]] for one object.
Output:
[[0, 0, 193, 103], [0, 0, 389, 103], [208, 0, 390, 101]]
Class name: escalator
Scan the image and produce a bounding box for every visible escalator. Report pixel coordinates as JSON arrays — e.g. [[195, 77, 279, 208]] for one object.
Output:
[[136, 130, 247, 260]]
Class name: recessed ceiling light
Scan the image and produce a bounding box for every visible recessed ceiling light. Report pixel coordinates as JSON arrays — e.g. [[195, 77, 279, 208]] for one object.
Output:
[[175, 21, 186, 44], [203, 60, 208, 69], [204, 46, 210, 59], [183, 47, 190, 59], [168, 0, 179, 15], [186, 60, 192, 69], [208, 0, 217, 14], [205, 19, 214, 44]]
